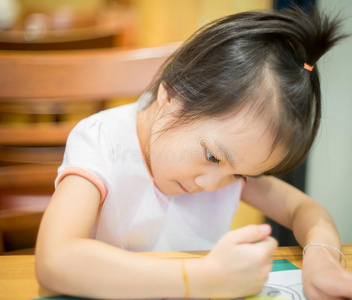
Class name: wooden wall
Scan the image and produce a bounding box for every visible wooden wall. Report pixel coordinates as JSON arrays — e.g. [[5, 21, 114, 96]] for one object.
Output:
[[131, 0, 273, 47]]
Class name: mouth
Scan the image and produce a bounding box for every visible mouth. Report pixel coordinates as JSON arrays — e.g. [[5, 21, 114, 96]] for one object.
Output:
[[178, 182, 190, 193]]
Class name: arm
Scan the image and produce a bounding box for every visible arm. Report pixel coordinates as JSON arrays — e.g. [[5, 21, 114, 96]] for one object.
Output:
[[36, 175, 277, 299], [241, 175, 352, 300], [35, 175, 185, 299]]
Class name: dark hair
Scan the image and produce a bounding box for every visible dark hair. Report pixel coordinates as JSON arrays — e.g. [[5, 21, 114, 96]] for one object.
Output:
[[145, 6, 347, 175]]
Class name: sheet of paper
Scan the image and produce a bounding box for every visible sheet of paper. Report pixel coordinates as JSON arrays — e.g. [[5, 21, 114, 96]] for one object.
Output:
[[209, 260, 306, 300], [237, 269, 306, 300]]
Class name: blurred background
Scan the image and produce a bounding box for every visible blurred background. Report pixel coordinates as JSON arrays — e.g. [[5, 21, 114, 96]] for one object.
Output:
[[0, 0, 351, 254]]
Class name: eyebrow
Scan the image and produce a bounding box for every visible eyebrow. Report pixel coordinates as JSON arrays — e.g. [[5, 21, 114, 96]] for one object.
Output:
[[212, 139, 264, 178], [212, 139, 236, 168], [246, 174, 264, 178]]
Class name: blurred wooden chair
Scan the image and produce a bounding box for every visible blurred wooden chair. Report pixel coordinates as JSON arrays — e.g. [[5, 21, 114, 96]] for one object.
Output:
[[0, 18, 124, 50], [0, 29, 119, 51], [0, 0, 136, 50], [0, 44, 177, 254]]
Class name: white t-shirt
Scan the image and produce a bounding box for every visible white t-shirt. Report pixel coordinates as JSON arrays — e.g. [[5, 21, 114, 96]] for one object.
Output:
[[56, 100, 242, 252]]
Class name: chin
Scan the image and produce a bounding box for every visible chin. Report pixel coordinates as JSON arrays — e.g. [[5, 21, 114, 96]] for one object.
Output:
[[159, 188, 182, 196], [154, 179, 182, 196]]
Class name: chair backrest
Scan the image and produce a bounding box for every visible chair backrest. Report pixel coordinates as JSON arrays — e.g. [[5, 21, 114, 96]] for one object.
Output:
[[0, 44, 177, 192], [0, 45, 176, 99], [0, 26, 118, 51]]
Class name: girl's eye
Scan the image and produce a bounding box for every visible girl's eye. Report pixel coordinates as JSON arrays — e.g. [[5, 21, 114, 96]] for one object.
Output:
[[206, 148, 220, 164], [233, 174, 247, 183]]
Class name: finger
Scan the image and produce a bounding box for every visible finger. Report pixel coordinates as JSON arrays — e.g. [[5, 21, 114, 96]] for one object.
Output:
[[246, 237, 278, 265], [310, 285, 349, 300], [316, 272, 352, 299], [306, 290, 346, 300], [229, 224, 272, 245], [252, 236, 278, 254]]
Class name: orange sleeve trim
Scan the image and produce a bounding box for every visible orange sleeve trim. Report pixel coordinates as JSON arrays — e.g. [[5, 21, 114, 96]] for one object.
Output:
[[56, 167, 108, 203]]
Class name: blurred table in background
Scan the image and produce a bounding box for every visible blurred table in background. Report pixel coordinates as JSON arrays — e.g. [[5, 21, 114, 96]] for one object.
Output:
[[0, 24, 120, 50], [0, 0, 136, 50]]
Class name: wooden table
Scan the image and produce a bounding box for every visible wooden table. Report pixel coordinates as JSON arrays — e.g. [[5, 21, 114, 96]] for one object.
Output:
[[1, 245, 351, 300]]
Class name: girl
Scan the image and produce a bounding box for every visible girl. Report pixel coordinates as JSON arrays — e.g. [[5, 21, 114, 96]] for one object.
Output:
[[36, 6, 352, 300]]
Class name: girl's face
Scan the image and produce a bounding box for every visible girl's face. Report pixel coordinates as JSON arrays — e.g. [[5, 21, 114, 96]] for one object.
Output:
[[139, 85, 285, 196]]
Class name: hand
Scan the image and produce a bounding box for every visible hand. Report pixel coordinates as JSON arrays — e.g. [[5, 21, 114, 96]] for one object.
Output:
[[191, 224, 278, 299], [302, 246, 352, 300]]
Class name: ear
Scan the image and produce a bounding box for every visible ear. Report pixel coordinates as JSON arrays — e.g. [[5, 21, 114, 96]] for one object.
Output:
[[156, 82, 183, 115], [156, 82, 171, 108]]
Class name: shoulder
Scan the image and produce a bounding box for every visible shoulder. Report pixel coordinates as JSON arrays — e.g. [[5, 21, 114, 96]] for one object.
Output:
[[70, 102, 138, 142], [85, 102, 138, 130]]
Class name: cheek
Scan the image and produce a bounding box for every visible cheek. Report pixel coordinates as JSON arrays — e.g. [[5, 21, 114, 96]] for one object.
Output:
[[151, 147, 204, 180], [149, 140, 175, 166]]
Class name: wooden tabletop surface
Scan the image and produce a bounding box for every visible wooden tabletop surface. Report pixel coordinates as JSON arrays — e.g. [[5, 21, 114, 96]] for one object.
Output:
[[1, 245, 351, 300]]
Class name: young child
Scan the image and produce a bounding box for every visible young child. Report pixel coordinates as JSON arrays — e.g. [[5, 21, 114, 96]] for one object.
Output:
[[35, 6, 352, 300]]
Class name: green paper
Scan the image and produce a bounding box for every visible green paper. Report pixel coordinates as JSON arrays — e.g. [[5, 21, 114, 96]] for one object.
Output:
[[271, 259, 299, 272]]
